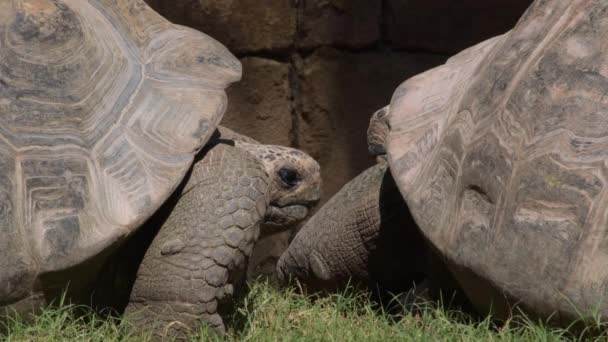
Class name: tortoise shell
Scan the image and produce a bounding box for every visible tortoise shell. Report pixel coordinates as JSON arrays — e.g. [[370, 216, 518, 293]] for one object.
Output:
[[0, 0, 240, 303], [387, 0, 608, 319]]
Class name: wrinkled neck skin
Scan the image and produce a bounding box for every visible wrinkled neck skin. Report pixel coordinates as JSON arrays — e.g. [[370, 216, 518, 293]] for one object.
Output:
[[233, 141, 321, 232]]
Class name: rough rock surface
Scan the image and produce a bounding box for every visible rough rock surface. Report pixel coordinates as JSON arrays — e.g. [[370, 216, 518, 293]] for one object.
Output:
[[297, 48, 445, 198], [144, 0, 296, 53], [223, 58, 293, 146], [385, 0, 533, 53], [297, 0, 382, 49]]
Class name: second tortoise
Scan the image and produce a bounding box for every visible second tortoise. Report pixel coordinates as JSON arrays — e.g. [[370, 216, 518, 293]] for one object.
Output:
[[278, 0, 608, 324]]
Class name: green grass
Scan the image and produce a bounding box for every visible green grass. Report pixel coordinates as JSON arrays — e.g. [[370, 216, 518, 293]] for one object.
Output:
[[2, 282, 607, 341]]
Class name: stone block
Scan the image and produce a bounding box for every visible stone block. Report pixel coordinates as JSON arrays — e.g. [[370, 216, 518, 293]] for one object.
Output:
[[145, 0, 296, 53], [296, 48, 446, 201], [223, 57, 293, 146], [297, 0, 382, 49], [385, 0, 533, 53]]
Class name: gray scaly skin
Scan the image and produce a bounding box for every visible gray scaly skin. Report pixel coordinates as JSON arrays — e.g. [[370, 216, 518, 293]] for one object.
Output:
[[102, 127, 320, 339], [367, 106, 390, 162], [277, 112, 426, 296], [277, 112, 466, 307]]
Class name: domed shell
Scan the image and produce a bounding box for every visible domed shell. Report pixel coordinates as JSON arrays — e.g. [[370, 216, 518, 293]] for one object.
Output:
[[0, 0, 240, 302], [387, 0, 608, 319]]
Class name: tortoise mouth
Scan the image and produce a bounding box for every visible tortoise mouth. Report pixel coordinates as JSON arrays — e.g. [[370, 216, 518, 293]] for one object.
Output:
[[264, 204, 310, 227]]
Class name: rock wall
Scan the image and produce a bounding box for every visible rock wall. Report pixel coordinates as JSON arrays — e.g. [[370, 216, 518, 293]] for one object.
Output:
[[145, 0, 533, 283]]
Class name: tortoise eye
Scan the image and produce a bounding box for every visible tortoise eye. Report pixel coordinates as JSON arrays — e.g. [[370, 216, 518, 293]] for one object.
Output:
[[279, 168, 301, 188]]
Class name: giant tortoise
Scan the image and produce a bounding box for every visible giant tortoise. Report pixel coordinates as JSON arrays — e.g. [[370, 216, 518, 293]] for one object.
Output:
[[278, 0, 608, 325], [0, 0, 321, 338]]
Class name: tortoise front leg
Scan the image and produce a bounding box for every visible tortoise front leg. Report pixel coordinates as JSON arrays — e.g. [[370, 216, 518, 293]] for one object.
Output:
[[277, 164, 427, 297], [125, 142, 269, 339]]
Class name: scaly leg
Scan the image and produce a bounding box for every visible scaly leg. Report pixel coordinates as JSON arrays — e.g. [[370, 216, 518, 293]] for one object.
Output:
[[277, 163, 427, 296], [125, 141, 269, 339]]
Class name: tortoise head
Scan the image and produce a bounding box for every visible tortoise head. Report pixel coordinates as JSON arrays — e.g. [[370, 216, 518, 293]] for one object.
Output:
[[367, 106, 391, 162], [239, 143, 321, 228]]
